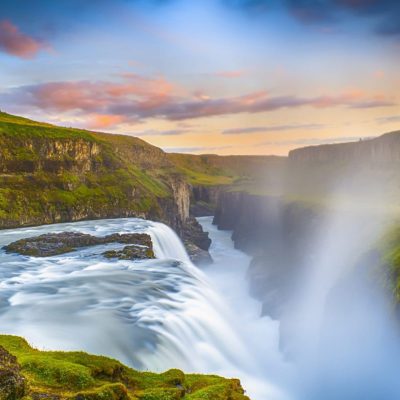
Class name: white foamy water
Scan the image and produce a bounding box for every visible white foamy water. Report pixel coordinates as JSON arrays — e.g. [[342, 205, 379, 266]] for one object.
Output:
[[0, 217, 290, 400]]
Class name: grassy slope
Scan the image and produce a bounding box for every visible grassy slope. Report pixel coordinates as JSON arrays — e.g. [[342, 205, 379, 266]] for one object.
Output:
[[0, 335, 249, 400], [0, 111, 282, 227], [168, 153, 285, 187], [0, 112, 176, 227]]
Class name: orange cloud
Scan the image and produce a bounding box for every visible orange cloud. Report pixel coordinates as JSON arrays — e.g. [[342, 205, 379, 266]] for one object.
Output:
[[0, 20, 47, 59], [87, 114, 127, 129], [4, 77, 396, 127]]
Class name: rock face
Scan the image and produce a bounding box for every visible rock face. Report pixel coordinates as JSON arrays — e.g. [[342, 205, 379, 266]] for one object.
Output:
[[0, 346, 26, 400], [4, 232, 154, 258], [214, 191, 323, 318], [184, 241, 213, 265], [103, 245, 155, 260], [190, 185, 224, 216], [0, 112, 215, 261], [289, 130, 400, 165]]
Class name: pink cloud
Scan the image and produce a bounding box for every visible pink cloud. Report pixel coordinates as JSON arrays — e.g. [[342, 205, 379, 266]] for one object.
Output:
[[0, 20, 47, 59], [2, 75, 396, 127]]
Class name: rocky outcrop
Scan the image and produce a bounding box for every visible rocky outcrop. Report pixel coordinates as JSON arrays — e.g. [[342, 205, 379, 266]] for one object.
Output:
[[103, 245, 155, 260], [0, 346, 26, 400], [4, 232, 154, 258], [184, 241, 213, 265]]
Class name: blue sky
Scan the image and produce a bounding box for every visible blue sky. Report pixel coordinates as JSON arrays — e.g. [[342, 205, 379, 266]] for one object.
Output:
[[0, 0, 399, 154]]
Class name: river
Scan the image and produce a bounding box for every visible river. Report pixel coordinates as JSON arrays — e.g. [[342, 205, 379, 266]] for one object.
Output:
[[0, 216, 290, 400]]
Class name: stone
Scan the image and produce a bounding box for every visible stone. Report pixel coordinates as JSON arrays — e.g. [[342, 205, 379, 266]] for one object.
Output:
[[4, 232, 154, 259], [0, 346, 26, 400]]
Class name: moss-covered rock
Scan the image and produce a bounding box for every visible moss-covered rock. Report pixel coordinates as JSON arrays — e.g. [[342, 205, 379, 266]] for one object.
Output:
[[4, 232, 154, 259], [0, 336, 250, 400], [0, 346, 26, 400]]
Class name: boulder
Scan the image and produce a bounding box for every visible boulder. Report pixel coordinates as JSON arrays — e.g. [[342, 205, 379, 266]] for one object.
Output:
[[0, 346, 26, 400], [4, 232, 154, 259], [102, 245, 155, 260]]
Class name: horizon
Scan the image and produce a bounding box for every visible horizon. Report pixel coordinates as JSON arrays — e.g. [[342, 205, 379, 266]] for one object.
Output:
[[1, 0, 399, 155]]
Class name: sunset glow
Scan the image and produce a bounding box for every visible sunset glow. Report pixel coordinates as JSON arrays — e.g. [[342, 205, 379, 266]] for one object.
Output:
[[1, 0, 399, 155]]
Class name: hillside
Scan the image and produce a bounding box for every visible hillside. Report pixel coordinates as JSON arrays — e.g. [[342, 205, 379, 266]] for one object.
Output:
[[0, 112, 278, 230], [2, 112, 400, 227], [0, 112, 181, 228], [0, 335, 249, 400]]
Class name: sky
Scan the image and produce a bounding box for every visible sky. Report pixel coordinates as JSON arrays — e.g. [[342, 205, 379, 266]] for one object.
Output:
[[0, 0, 399, 155]]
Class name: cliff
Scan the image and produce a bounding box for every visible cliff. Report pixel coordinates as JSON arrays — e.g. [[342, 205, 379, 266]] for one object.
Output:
[[0, 112, 217, 260], [0, 112, 180, 228], [213, 130, 400, 319], [213, 191, 323, 317], [0, 111, 281, 262], [289, 131, 400, 165], [0, 335, 250, 400]]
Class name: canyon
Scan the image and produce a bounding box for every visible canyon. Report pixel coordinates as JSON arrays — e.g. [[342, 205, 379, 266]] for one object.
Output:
[[2, 111, 400, 399]]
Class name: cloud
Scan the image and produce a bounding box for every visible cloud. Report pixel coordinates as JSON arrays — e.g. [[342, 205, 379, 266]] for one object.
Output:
[[86, 114, 128, 129], [260, 135, 375, 146], [0, 20, 47, 59], [227, 0, 400, 36], [163, 145, 233, 153], [134, 129, 189, 136], [222, 123, 325, 134], [377, 115, 400, 124], [1, 77, 396, 126]]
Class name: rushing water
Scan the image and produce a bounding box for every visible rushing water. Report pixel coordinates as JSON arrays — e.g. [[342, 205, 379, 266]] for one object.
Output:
[[0, 216, 290, 400]]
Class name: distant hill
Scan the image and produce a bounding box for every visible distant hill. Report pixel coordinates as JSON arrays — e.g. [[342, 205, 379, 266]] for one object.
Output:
[[1, 110, 399, 229], [289, 131, 400, 165]]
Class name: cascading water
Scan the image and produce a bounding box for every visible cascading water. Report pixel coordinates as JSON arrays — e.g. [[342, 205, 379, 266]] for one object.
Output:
[[0, 217, 289, 400], [2, 214, 396, 399]]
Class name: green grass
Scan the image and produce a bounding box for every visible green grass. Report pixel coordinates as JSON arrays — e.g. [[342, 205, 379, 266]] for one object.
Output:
[[376, 226, 400, 302], [0, 112, 181, 228], [0, 335, 250, 400]]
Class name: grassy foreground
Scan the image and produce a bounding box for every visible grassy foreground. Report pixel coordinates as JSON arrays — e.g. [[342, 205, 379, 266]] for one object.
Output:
[[0, 335, 250, 400]]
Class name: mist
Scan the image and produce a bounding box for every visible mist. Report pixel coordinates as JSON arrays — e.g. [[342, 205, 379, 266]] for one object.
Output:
[[265, 154, 400, 399]]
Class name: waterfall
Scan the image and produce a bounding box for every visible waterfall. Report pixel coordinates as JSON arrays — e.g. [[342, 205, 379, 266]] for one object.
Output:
[[0, 217, 289, 400]]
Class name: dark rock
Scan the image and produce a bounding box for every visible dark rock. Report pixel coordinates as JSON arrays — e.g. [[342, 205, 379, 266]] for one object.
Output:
[[0, 346, 26, 400], [214, 191, 322, 320], [190, 185, 223, 217], [31, 394, 60, 400], [102, 245, 155, 260], [184, 241, 213, 265], [182, 217, 211, 251], [4, 232, 154, 259], [181, 216, 213, 264]]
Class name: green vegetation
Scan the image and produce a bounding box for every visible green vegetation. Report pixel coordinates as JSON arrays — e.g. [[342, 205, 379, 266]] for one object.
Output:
[[167, 154, 237, 186], [0, 335, 250, 400], [167, 153, 283, 187], [0, 112, 179, 228], [0, 111, 283, 228], [377, 226, 400, 302]]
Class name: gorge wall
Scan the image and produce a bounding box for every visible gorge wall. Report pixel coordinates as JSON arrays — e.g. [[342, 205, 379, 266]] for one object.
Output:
[[213, 130, 400, 320], [289, 131, 400, 165], [213, 191, 324, 318]]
